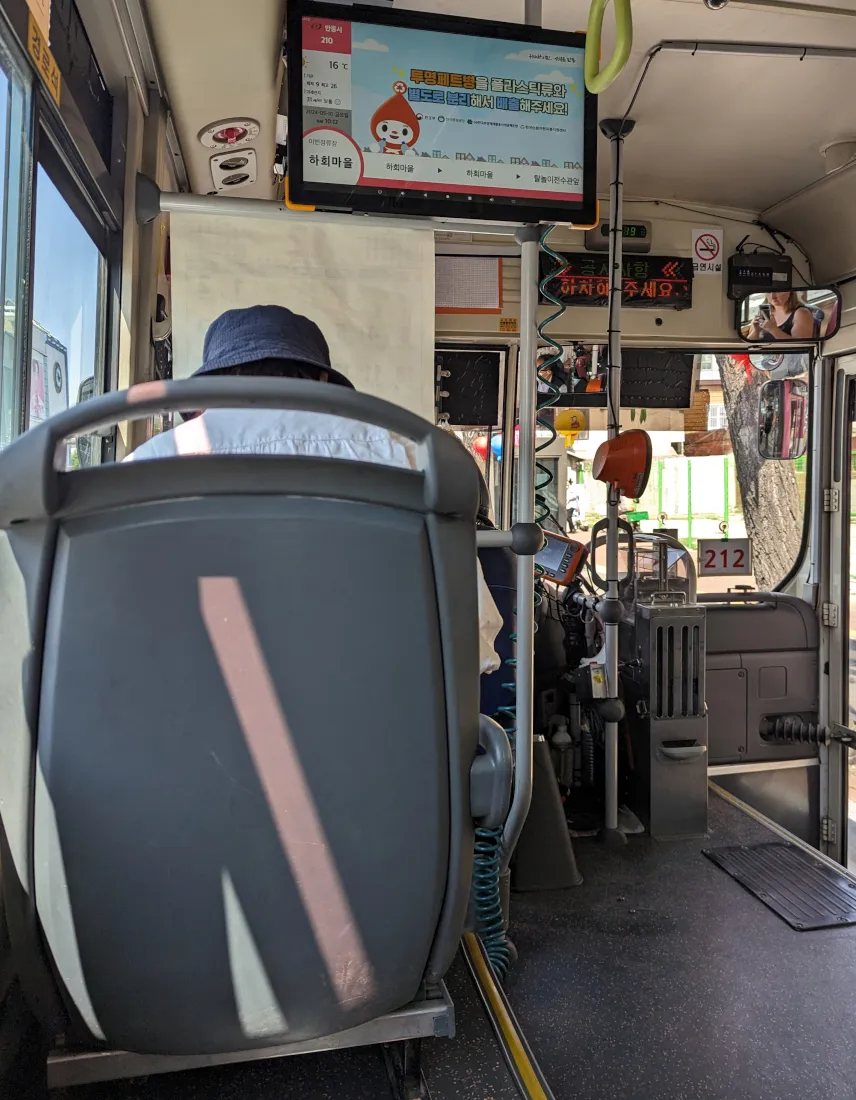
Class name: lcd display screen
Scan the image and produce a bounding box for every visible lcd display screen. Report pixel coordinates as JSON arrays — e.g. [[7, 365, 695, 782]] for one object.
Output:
[[287, 1, 597, 224], [536, 535, 568, 573]]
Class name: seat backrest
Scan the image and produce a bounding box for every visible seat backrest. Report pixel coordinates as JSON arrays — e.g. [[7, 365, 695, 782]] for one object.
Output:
[[478, 546, 516, 720], [474, 466, 515, 720], [0, 379, 482, 1056]]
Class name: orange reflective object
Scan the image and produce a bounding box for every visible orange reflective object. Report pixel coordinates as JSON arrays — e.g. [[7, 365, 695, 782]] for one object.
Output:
[[592, 429, 653, 498]]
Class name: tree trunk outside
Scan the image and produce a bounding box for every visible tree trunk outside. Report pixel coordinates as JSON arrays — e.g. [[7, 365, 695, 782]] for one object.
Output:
[[715, 354, 803, 590]]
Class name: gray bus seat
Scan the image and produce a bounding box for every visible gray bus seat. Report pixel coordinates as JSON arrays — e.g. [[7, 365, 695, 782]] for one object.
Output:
[[0, 378, 512, 1058]]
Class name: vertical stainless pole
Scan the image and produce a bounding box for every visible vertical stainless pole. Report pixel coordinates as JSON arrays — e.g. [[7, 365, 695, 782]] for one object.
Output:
[[500, 225, 540, 871], [600, 118, 635, 844], [499, 349, 518, 532]]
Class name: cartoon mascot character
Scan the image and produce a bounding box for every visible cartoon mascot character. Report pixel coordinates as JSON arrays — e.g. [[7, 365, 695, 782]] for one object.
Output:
[[370, 81, 420, 155]]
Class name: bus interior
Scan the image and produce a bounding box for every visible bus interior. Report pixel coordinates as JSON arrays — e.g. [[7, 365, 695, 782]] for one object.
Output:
[[2, 0, 856, 1098]]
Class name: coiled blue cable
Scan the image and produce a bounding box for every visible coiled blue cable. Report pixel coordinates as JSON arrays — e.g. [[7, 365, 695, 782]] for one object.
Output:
[[472, 825, 511, 979], [535, 223, 569, 529], [473, 227, 565, 980], [474, 656, 516, 979]]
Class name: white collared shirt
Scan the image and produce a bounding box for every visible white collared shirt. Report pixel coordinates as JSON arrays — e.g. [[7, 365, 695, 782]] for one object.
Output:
[[127, 408, 503, 674]]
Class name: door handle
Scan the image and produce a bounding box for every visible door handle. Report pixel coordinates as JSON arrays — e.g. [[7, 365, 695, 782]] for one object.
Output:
[[659, 744, 707, 762]]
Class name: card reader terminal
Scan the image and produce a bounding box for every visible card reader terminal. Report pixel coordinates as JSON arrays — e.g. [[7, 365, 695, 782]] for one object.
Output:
[[535, 531, 588, 586]]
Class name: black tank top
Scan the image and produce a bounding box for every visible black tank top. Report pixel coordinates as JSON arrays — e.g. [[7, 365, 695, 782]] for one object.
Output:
[[761, 306, 813, 341], [780, 309, 801, 335]]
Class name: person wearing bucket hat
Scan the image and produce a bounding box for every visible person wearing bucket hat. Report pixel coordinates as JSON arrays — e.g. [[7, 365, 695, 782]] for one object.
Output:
[[126, 305, 401, 461], [191, 304, 355, 389], [126, 304, 503, 674]]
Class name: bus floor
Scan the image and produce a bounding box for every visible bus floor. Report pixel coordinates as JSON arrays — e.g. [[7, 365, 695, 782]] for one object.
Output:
[[53, 788, 856, 1100], [505, 787, 856, 1100]]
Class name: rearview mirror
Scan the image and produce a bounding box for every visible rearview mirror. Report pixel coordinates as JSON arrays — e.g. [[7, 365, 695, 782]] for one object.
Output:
[[739, 287, 841, 343], [758, 377, 808, 460], [747, 350, 810, 379]]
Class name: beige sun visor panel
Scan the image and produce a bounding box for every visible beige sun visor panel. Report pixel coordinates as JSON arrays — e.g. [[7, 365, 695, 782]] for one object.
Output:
[[169, 212, 435, 419]]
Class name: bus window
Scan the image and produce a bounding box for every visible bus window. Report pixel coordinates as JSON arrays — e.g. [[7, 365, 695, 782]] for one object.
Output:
[[30, 162, 106, 466], [569, 353, 809, 592], [457, 430, 503, 523]]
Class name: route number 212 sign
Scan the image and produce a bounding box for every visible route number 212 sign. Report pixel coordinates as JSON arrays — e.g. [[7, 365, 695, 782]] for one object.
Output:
[[696, 538, 752, 577]]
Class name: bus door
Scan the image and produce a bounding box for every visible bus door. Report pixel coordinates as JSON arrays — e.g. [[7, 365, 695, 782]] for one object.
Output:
[[828, 360, 856, 868]]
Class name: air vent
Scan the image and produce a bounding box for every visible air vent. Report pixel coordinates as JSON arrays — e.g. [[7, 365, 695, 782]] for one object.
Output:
[[652, 621, 703, 720], [210, 149, 258, 192]]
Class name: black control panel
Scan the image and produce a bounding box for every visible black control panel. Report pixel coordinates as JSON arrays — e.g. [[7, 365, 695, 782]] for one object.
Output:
[[727, 253, 793, 301]]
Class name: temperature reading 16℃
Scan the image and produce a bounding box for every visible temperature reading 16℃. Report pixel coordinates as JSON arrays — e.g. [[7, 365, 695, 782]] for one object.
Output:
[[696, 537, 752, 577]]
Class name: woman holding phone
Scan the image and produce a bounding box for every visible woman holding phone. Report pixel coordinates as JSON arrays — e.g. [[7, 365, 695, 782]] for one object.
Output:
[[745, 290, 817, 341]]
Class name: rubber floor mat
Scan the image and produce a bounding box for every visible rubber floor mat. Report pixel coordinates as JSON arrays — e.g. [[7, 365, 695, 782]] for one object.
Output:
[[702, 841, 856, 931]]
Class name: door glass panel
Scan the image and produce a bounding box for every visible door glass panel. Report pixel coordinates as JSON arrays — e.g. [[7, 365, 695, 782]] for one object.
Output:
[[30, 163, 105, 465]]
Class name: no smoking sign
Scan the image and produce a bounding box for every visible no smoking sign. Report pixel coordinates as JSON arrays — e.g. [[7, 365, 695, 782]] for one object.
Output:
[[692, 226, 723, 275]]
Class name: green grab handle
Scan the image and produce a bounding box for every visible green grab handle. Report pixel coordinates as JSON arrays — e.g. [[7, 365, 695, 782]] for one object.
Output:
[[585, 0, 633, 95]]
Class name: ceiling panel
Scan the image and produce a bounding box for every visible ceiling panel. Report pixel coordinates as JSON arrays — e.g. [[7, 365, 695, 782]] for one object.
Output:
[[144, 0, 286, 198], [594, 52, 856, 208], [544, 0, 856, 207], [144, 0, 856, 211]]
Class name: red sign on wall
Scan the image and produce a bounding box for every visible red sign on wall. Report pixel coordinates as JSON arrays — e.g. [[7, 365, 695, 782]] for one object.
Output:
[[302, 16, 352, 53]]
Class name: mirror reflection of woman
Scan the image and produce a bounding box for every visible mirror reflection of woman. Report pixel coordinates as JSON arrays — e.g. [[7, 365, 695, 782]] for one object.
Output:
[[746, 291, 816, 341]]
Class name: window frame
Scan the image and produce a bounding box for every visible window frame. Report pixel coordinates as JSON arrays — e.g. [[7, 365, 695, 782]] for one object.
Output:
[[0, 0, 123, 454], [0, 11, 34, 448], [690, 349, 814, 594], [706, 402, 727, 431], [21, 81, 120, 457]]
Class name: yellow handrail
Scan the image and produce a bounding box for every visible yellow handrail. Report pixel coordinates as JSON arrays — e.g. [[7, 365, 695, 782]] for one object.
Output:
[[585, 0, 633, 95]]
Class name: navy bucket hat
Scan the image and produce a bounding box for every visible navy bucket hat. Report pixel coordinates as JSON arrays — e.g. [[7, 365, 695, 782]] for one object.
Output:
[[193, 304, 354, 388]]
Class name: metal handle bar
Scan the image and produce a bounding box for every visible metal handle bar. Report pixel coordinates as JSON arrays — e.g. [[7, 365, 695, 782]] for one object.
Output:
[[659, 744, 707, 762], [476, 524, 545, 555], [0, 378, 478, 526], [570, 591, 600, 612]]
